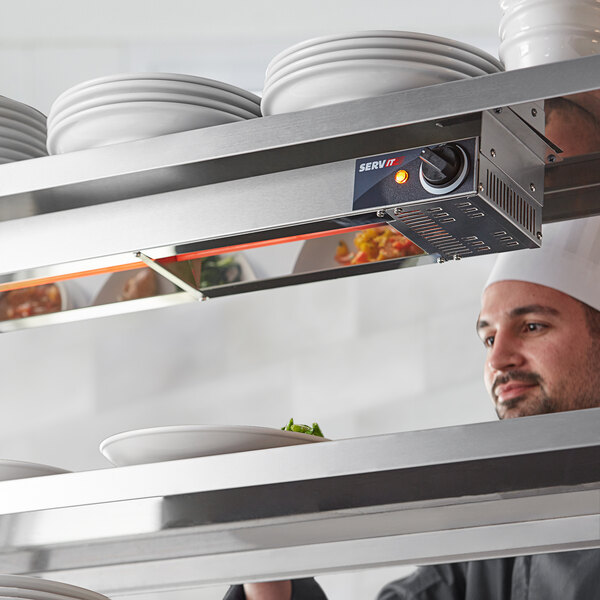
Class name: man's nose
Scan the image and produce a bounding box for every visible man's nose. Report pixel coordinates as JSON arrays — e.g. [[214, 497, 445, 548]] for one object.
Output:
[[488, 331, 524, 372]]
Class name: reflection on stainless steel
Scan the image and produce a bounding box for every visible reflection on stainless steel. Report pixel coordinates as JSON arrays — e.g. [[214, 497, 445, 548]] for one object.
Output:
[[0, 409, 598, 592], [0, 58, 598, 332]]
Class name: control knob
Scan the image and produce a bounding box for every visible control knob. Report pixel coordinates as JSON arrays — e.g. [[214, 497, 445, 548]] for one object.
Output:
[[419, 144, 469, 195]]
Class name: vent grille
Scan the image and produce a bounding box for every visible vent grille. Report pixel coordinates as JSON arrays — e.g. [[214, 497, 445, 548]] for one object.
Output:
[[397, 209, 472, 256], [485, 170, 535, 235]]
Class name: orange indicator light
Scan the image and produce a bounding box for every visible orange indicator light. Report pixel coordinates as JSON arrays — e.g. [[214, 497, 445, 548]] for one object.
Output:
[[395, 169, 409, 184]]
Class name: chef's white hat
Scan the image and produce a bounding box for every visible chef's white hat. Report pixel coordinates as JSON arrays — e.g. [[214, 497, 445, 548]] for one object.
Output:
[[484, 215, 600, 310]]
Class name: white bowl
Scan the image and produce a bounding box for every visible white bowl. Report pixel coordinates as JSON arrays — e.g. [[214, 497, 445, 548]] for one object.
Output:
[[499, 1, 600, 40], [100, 424, 330, 466], [499, 27, 600, 69], [0, 459, 69, 481], [264, 47, 491, 93], [47, 101, 254, 154], [49, 79, 261, 126], [261, 58, 474, 116], [267, 35, 502, 80], [267, 30, 503, 75], [49, 91, 260, 132]]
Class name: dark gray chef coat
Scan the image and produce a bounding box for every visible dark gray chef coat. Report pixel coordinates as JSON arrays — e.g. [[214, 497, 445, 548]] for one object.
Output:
[[224, 550, 600, 599]]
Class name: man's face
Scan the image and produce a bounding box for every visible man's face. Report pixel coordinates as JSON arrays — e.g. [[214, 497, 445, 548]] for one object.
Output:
[[478, 280, 600, 419]]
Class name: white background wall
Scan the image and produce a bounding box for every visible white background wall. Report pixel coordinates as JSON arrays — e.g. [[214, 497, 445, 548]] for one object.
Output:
[[0, 1, 503, 597]]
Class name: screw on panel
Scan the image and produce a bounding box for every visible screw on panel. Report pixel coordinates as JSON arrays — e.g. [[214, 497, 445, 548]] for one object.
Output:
[[537, 231, 543, 240], [437, 257, 446, 264], [453, 254, 461, 261], [494, 108, 502, 114], [547, 154, 556, 163], [478, 183, 484, 193], [530, 183, 536, 192], [531, 108, 538, 117], [393, 207, 403, 215], [376, 210, 386, 218], [490, 148, 496, 158]]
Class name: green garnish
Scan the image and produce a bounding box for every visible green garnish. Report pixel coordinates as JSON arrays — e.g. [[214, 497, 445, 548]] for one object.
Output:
[[281, 418, 325, 437]]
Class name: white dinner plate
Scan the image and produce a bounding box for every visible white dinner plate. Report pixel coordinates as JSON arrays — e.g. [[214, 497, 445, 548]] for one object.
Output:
[[261, 58, 474, 115], [267, 30, 503, 75], [0, 97, 46, 124], [0, 589, 103, 600], [100, 424, 330, 466], [0, 116, 46, 140], [0, 136, 47, 156], [52, 72, 260, 109], [49, 91, 260, 131], [267, 36, 502, 79], [0, 129, 46, 152], [0, 578, 106, 600], [0, 149, 42, 162], [0, 460, 69, 481], [264, 47, 490, 92], [0, 107, 46, 132], [47, 101, 252, 154], [49, 79, 261, 125]]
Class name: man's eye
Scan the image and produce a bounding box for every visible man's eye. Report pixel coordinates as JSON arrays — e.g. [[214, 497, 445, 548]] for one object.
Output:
[[525, 322, 545, 332], [483, 335, 494, 348]]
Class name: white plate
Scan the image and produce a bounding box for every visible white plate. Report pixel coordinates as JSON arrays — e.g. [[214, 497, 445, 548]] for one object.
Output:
[[49, 79, 260, 126], [92, 268, 176, 306], [47, 101, 252, 154], [267, 30, 503, 75], [261, 58, 474, 116], [49, 91, 260, 132], [0, 116, 46, 140], [267, 36, 502, 79], [0, 107, 46, 132], [0, 136, 47, 156], [0, 148, 42, 162], [0, 460, 69, 481], [264, 47, 491, 92], [52, 72, 260, 109], [0, 97, 46, 124], [0, 589, 102, 600], [100, 424, 330, 466], [0, 578, 106, 600]]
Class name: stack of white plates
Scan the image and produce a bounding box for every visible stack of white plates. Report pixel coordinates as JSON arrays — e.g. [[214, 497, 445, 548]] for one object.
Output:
[[47, 73, 262, 154], [0, 97, 47, 164], [0, 575, 108, 600], [262, 30, 503, 115]]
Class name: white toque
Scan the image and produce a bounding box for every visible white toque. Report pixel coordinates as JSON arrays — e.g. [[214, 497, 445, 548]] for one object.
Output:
[[484, 215, 600, 310]]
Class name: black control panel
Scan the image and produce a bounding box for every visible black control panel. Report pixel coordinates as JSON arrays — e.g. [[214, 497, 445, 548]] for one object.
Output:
[[352, 138, 477, 211]]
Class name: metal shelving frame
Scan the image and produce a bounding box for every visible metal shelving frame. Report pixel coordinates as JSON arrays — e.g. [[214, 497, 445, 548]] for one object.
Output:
[[0, 409, 598, 592], [0, 56, 599, 330]]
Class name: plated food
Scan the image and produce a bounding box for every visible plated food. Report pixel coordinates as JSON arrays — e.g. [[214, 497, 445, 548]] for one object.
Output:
[[100, 424, 330, 466], [0, 284, 62, 320], [281, 418, 325, 437], [334, 226, 423, 266]]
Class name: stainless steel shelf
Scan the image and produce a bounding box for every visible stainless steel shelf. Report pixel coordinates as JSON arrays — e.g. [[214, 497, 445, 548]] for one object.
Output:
[[0, 55, 599, 331], [1, 409, 599, 592]]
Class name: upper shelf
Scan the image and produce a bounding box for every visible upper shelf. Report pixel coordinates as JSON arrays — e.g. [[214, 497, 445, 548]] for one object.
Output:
[[1, 408, 599, 592], [0, 56, 599, 331]]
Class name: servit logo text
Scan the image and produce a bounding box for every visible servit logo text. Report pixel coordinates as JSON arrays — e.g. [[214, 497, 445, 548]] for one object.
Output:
[[358, 156, 404, 172]]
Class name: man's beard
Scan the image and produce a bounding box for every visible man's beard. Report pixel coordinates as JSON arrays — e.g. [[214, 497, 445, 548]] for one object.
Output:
[[492, 340, 600, 419]]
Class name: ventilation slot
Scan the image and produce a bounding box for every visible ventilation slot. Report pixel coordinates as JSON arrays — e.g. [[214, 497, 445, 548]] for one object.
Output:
[[396, 209, 472, 256], [485, 170, 535, 235]]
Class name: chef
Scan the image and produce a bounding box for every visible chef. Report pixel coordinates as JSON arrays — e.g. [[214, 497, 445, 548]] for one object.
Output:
[[226, 96, 600, 600]]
